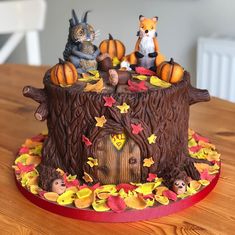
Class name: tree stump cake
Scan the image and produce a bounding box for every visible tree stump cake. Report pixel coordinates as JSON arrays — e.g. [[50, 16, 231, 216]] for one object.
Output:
[[23, 70, 210, 188]]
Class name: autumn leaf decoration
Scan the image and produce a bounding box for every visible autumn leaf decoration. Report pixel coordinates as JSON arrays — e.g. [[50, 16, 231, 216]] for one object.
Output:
[[95, 115, 107, 127], [128, 80, 148, 92], [103, 96, 116, 107], [131, 123, 143, 135], [117, 102, 130, 113]]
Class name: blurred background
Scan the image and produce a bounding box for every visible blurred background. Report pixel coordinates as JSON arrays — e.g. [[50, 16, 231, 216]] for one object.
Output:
[[0, 0, 235, 100]]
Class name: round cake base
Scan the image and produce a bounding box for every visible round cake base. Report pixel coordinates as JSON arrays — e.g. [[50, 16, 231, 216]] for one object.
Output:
[[15, 167, 220, 223], [14, 130, 220, 222]]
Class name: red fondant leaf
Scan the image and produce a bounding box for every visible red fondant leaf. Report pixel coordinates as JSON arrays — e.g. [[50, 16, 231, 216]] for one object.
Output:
[[63, 174, 79, 188], [82, 135, 92, 146], [163, 190, 177, 201], [116, 183, 137, 193], [200, 170, 215, 182], [147, 173, 157, 182], [16, 162, 34, 173], [38, 191, 46, 198], [31, 134, 45, 142], [189, 145, 202, 153], [107, 195, 126, 213], [19, 146, 29, 154], [91, 182, 101, 190], [193, 133, 209, 143], [131, 123, 144, 135], [128, 80, 148, 92], [135, 67, 156, 76], [79, 184, 88, 189], [143, 194, 154, 199], [103, 96, 116, 107]]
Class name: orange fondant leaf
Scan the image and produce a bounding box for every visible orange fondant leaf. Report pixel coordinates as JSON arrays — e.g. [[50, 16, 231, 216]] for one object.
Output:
[[143, 157, 154, 167], [124, 195, 147, 210], [95, 115, 107, 127]]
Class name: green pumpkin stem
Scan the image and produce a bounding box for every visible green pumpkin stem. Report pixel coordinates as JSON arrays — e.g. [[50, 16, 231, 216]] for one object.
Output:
[[108, 33, 114, 40]]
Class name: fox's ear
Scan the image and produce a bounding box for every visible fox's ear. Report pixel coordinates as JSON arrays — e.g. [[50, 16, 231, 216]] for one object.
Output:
[[152, 16, 159, 22], [139, 15, 145, 21]]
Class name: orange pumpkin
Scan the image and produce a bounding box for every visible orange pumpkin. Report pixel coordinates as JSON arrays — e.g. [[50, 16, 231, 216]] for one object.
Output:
[[99, 34, 126, 60], [50, 59, 78, 86], [157, 58, 184, 84]]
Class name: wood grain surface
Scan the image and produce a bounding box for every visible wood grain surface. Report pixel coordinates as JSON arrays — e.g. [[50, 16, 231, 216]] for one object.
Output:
[[0, 64, 234, 235]]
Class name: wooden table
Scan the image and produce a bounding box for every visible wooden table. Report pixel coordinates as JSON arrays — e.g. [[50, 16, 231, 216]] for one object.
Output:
[[0, 64, 234, 234]]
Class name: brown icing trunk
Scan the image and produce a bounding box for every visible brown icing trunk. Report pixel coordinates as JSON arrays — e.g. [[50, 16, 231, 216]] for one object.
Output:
[[23, 71, 210, 186]]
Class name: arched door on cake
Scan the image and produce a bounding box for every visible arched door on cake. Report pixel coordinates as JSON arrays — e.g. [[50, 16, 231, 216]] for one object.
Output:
[[96, 133, 141, 184]]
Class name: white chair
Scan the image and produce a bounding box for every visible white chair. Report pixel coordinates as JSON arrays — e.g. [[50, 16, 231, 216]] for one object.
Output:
[[0, 0, 46, 65]]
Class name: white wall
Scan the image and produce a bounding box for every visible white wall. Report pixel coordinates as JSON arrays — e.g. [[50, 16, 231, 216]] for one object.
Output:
[[2, 0, 235, 84]]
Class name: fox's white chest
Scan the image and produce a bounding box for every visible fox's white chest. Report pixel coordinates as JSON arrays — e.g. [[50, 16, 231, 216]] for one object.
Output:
[[139, 37, 155, 54]]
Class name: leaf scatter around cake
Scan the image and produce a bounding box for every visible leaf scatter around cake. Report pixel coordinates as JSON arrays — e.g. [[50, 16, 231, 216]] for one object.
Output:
[[12, 130, 220, 212]]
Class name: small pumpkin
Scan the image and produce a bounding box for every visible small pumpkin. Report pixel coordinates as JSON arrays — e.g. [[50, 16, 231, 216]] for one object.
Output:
[[99, 34, 126, 60], [157, 58, 184, 84], [50, 58, 78, 86]]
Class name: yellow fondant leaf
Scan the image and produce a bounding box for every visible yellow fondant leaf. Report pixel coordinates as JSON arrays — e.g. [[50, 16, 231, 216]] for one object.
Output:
[[188, 138, 198, 147], [188, 129, 195, 138], [25, 155, 41, 166], [155, 195, 169, 205], [56, 168, 65, 176], [29, 185, 40, 195], [76, 188, 93, 199], [44, 192, 59, 202], [186, 185, 197, 195], [84, 78, 104, 93], [15, 154, 29, 164], [146, 199, 155, 207], [208, 163, 220, 174], [57, 190, 76, 205], [189, 180, 201, 191], [92, 200, 110, 212], [147, 134, 157, 144], [67, 174, 77, 181], [198, 180, 210, 186], [194, 163, 210, 173], [88, 70, 99, 77], [133, 75, 148, 81], [95, 115, 107, 127], [112, 57, 120, 67], [135, 182, 156, 195], [87, 157, 99, 168], [110, 133, 126, 150], [82, 172, 93, 183], [29, 145, 42, 155], [119, 188, 128, 198], [117, 102, 130, 114], [74, 194, 93, 209], [124, 195, 147, 210], [150, 76, 171, 88], [198, 141, 215, 150], [143, 157, 154, 167], [155, 186, 168, 196], [206, 151, 221, 162]]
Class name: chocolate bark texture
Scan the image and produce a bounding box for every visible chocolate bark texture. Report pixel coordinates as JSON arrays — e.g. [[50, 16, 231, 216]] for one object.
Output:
[[23, 71, 210, 187]]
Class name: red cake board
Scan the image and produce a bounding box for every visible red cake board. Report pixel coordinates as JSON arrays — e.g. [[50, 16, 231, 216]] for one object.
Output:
[[15, 169, 220, 223]]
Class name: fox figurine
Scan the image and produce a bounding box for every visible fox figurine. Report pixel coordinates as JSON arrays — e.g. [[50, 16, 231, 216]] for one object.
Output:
[[121, 15, 165, 71]]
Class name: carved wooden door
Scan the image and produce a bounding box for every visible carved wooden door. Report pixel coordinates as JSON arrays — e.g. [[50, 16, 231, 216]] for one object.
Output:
[[96, 134, 141, 184]]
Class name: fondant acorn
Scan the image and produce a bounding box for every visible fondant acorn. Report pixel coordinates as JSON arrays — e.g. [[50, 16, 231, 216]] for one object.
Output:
[[50, 59, 78, 86], [157, 58, 184, 84], [99, 34, 126, 60]]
